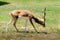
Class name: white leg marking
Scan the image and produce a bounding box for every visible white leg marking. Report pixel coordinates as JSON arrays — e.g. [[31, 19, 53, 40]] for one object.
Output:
[[6, 19, 13, 32], [24, 18, 28, 32]]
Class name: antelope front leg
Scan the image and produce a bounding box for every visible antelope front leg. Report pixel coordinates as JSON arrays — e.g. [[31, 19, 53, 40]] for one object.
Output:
[[29, 18, 38, 32]]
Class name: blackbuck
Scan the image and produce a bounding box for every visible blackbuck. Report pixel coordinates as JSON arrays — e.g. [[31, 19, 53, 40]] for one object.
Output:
[[6, 8, 46, 32]]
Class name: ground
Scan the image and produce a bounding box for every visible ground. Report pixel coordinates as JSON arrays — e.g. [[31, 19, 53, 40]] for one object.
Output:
[[0, 31, 60, 40], [0, 0, 60, 40]]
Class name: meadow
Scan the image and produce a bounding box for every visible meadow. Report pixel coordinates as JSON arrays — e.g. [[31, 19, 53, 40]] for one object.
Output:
[[0, 0, 60, 40]]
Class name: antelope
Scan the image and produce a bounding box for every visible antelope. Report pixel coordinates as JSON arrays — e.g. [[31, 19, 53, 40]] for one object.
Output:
[[6, 8, 46, 33]]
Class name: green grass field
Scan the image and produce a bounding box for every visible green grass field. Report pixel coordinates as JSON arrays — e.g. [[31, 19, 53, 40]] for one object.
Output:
[[0, 0, 60, 40]]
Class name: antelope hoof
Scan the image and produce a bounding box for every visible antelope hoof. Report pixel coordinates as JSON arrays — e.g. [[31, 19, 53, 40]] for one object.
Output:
[[17, 30, 20, 32], [36, 31, 40, 33], [43, 24, 45, 27]]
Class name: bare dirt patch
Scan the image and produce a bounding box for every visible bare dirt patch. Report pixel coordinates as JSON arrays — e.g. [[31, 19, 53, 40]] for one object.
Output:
[[0, 31, 60, 40]]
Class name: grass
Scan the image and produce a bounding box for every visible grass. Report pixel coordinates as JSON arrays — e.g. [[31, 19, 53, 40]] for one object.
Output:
[[0, 0, 60, 40]]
